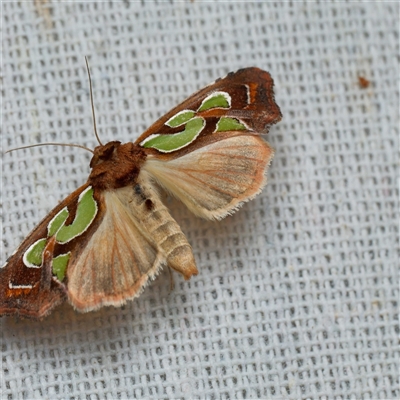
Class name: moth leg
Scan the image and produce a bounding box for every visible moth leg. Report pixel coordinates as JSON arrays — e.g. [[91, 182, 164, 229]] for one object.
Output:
[[41, 236, 67, 296], [39, 237, 57, 290]]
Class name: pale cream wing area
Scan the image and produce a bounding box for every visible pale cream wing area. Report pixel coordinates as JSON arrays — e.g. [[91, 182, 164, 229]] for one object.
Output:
[[142, 134, 274, 220], [67, 188, 164, 312], [67, 182, 197, 312]]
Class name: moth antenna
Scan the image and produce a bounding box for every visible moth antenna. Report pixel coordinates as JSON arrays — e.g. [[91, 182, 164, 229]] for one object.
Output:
[[5, 58, 101, 155], [85, 56, 103, 146], [5, 143, 94, 154]]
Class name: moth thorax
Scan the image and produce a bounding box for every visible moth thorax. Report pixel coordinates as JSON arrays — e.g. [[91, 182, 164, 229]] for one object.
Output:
[[88, 142, 147, 190]]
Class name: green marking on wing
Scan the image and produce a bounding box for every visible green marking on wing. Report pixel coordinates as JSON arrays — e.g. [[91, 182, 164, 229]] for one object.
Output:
[[142, 117, 205, 152], [56, 187, 97, 244], [52, 253, 70, 281], [216, 117, 247, 132], [24, 238, 47, 266], [48, 208, 69, 237], [198, 92, 230, 112], [166, 110, 196, 127]]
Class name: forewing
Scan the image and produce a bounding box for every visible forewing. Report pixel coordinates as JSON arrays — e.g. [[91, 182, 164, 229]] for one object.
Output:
[[134, 67, 282, 153], [0, 184, 90, 319], [141, 133, 274, 220]]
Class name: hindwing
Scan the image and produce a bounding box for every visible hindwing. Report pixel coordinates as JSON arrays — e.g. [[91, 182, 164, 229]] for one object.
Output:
[[142, 132, 274, 220]]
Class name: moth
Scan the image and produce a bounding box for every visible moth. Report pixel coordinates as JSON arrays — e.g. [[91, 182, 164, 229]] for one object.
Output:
[[1, 66, 282, 319]]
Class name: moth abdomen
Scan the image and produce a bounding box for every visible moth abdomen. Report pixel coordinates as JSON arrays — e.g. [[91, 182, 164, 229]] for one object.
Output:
[[130, 180, 198, 280], [134, 183, 145, 198], [132, 184, 154, 211], [145, 199, 154, 211]]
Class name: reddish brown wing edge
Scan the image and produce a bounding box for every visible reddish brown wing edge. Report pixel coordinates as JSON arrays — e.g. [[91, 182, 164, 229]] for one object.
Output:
[[0, 184, 92, 319]]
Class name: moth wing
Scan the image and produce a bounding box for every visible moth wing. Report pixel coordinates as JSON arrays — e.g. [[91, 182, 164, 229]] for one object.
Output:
[[0, 184, 90, 319], [141, 133, 274, 220], [67, 176, 199, 313], [66, 186, 167, 312], [0, 183, 172, 318], [134, 67, 282, 146], [0, 259, 67, 319]]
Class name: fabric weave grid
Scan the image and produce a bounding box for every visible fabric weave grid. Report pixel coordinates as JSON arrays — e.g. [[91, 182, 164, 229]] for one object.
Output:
[[1, 1, 398, 399]]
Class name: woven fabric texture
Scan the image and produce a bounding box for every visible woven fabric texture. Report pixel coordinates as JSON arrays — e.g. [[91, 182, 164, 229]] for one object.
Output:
[[1, 1, 398, 399]]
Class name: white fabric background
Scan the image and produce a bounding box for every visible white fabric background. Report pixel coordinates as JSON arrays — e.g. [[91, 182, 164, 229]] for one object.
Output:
[[1, 1, 398, 399]]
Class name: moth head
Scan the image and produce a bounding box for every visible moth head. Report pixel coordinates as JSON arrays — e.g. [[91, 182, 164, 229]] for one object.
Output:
[[90, 141, 122, 168]]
